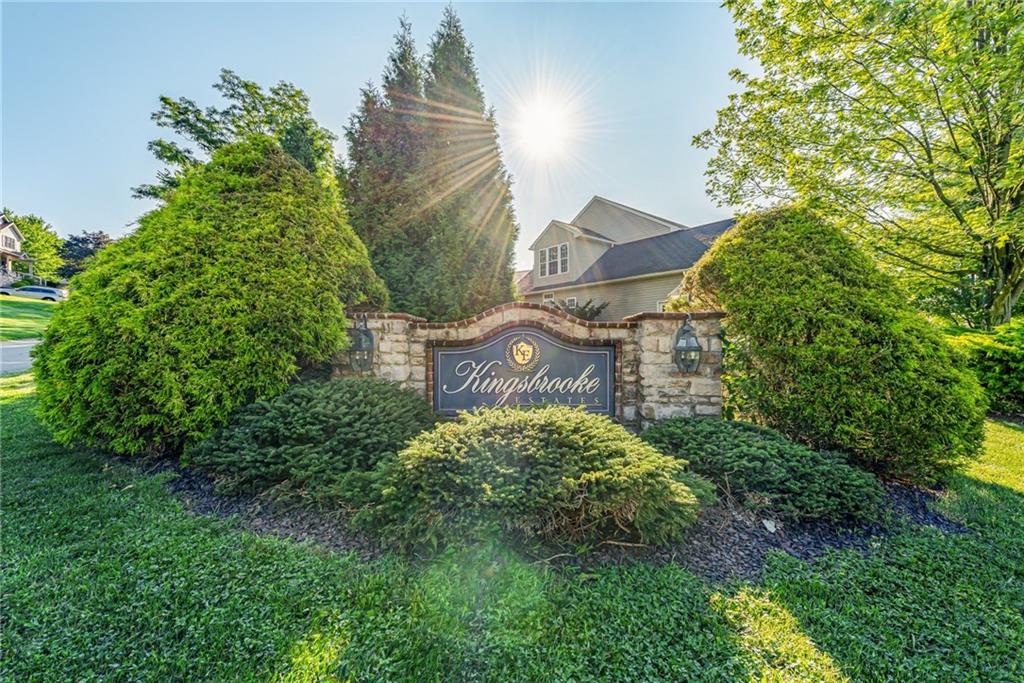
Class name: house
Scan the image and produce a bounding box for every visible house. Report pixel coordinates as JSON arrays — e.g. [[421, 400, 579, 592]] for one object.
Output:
[[0, 214, 33, 286], [517, 196, 733, 320]]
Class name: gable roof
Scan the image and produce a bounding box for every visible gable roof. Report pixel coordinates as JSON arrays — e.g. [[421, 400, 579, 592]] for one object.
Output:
[[0, 214, 24, 241], [571, 196, 689, 233], [528, 219, 614, 250], [522, 217, 734, 293]]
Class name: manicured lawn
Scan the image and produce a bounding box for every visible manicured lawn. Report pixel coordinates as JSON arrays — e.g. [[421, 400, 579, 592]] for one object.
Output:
[[0, 296, 56, 341], [2, 372, 1022, 681]]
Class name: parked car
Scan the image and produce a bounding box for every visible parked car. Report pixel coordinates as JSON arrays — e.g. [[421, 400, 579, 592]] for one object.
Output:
[[0, 285, 68, 301]]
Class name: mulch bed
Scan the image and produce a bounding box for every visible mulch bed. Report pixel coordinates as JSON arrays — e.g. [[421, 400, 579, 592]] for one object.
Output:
[[543, 483, 968, 582], [144, 459, 969, 583], [137, 460, 386, 561]]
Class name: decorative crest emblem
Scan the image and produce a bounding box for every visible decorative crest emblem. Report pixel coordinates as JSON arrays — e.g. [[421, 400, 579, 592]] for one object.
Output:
[[505, 334, 541, 372]]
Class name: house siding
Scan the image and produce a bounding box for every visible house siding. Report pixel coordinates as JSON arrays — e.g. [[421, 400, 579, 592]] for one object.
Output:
[[532, 223, 609, 285], [522, 271, 684, 321], [0, 225, 22, 253], [572, 201, 674, 243]]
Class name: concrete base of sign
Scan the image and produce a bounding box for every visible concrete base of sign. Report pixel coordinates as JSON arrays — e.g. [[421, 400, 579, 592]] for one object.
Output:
[[333, 302, 724, 426]]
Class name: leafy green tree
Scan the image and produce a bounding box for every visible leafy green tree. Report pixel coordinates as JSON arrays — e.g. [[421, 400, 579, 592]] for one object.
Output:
[[344, 10, 518, 320], [57, 230, 112, 279], [697, 0, 1023, 327], [134, 69, 336, 199], [1, 208, 63, 281], [34, 136, 387, 456]]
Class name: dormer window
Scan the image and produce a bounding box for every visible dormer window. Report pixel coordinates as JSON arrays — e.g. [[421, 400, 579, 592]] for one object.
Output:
[[539, 242, 568, 277]]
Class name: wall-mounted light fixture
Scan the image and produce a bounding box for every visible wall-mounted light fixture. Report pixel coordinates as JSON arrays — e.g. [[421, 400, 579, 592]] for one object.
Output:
[[347, 313, 374, 372], [673, 314, 703, 374]]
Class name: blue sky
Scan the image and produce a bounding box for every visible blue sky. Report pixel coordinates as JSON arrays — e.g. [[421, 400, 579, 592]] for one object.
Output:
[[2, 2, 746, 268]]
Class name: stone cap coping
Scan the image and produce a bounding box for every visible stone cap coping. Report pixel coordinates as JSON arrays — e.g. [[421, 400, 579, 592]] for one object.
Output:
[[622, 311, 726, 321], [358, 302, 724, 328]]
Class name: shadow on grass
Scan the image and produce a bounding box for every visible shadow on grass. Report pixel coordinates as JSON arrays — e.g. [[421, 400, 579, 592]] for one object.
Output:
[[6, 372, 1022, 682], [270, 541, 757, 682], [754, 420, 1024, 681]]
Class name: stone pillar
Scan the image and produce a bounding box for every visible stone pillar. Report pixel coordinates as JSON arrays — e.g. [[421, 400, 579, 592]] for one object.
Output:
[[625, 311, 725, 424], [332, 313, 423, 390]]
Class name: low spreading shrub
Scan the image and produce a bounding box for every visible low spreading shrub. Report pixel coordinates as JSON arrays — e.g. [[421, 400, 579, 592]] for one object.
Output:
[[674, 206, 987, 483], [947, 319, 1024, 413], [362, 406, 715, 549], [188, 378, 435, 503], [642, 418, 883, 521], [32, 136, 388, 456]]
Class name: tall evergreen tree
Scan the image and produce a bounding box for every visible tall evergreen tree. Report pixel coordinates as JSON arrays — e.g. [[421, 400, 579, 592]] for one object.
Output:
[[423, 7, 518, 317], [344, 18, 436, 318], [344, 10, 518, 320]]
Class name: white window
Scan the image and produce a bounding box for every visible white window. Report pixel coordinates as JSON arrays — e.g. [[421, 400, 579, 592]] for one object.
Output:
[[542, 293, 555, 304], [538, 243, 568, 277], [565, 296, 578, 309], [657, 300, 668, 312], [2, 235, 15, 250]]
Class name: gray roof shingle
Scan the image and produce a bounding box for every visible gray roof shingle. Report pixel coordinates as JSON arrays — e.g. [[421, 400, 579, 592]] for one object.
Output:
[[526, 218, 734, 293]]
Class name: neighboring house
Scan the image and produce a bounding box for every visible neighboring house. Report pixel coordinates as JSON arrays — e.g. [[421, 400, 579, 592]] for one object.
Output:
[[0, 214, 34, 286], [517, 196, 733, 320]]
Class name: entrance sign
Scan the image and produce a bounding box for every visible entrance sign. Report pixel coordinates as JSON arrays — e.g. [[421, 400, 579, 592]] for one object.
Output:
[[432, 327, 615, 416]]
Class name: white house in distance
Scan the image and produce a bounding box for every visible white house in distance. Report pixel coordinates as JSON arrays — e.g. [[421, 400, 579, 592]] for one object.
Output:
[[0, 213, 33, 286], [516, 196, 733, 320]]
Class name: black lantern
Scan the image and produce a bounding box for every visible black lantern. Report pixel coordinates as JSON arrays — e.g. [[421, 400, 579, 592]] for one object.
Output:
[[347, 313, 375, 372], [673, 315, 703, 374]]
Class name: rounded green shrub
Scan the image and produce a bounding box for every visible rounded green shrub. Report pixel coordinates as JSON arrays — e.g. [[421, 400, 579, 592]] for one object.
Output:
[[32, 136, 388, 456], [362, 406, 715, 549], [187, 378, 435, 503], [642, 418, 883, 521], [676, 206, 986, 483], [947, 319, 1024, 413]]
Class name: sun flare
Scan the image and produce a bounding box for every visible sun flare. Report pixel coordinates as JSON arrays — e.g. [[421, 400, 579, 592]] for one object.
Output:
[[514, 96, 573, 162]]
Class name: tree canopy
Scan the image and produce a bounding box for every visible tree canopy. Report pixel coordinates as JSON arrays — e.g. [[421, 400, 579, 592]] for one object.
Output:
[[57, 230, 112, 280], [2, 208, 63, 281], [34, 136, 387, 456], [134, 69, 337, 199], [697, 0, 1023, 327], [343, 9, 518, 320]]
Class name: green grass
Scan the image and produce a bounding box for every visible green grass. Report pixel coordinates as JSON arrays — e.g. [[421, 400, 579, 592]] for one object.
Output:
[[2, 372, 1023, 681], [0, 296, 55, 341]]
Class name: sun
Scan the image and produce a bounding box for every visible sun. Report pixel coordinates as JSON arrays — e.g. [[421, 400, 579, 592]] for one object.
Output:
[[513, 96, 573, 162]]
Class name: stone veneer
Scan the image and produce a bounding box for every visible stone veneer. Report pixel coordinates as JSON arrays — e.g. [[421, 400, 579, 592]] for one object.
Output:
[[332, 302, 724, 425]]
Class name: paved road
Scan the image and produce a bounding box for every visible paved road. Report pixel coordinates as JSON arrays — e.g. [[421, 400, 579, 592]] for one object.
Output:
[[1, 339, 40, 375]]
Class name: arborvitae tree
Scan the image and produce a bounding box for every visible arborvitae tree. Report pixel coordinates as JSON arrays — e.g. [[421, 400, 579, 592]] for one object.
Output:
[[34, 136, 387, 456], [344, 10, 518, 320]]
